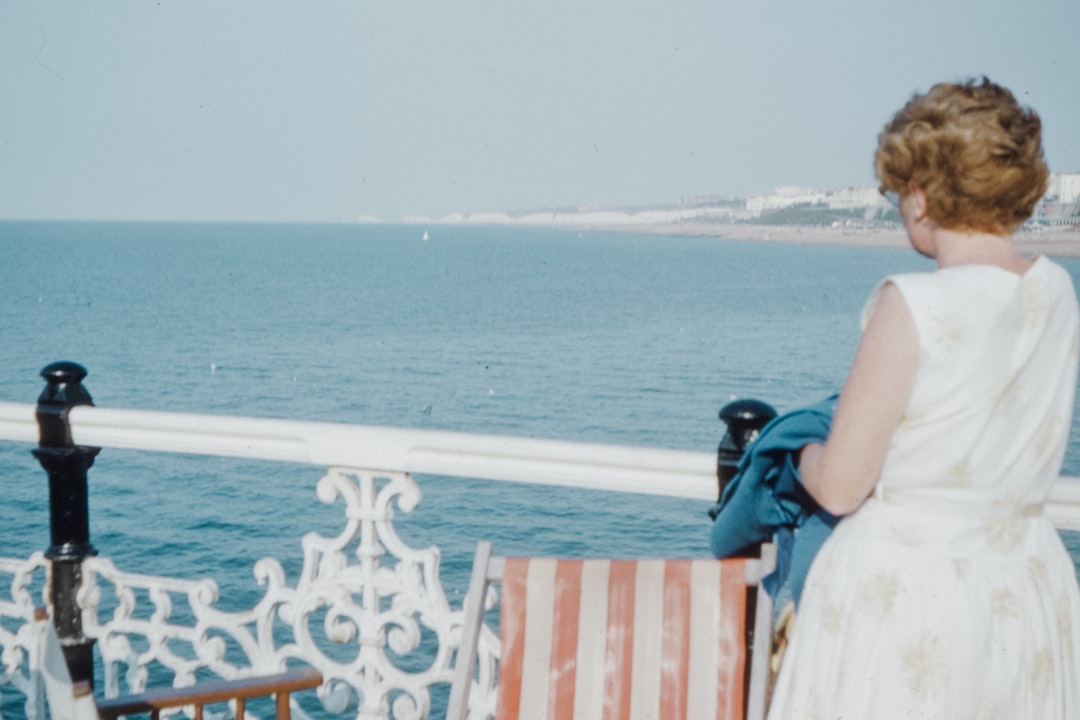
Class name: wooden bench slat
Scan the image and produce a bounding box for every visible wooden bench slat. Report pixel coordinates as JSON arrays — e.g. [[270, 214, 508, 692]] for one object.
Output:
[[94, 667, 322, 717]]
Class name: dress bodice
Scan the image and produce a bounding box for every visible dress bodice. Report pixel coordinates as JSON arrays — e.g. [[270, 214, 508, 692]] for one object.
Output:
[[866, 255, 1080, 506]]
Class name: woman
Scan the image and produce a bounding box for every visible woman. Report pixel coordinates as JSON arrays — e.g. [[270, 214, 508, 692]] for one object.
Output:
[[767, 79, 1080, 717]]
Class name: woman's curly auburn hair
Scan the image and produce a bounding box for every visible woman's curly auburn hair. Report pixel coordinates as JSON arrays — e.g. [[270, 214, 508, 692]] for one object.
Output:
[[874, 78, 1048, 235]]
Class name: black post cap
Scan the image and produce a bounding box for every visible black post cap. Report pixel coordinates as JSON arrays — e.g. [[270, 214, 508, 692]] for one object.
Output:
[[718, 399, 777, 452], [37, 362, 94, 448], [38, 362, 94, 407]]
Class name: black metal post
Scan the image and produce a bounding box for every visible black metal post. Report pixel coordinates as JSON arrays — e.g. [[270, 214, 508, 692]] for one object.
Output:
[[716, 398, 777, 501], [33, 361, 99, 688]]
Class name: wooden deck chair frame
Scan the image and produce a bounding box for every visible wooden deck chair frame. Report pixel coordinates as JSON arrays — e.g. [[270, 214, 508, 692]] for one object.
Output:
[[34, 608, 323, 720], [447, 542, 776, 720]]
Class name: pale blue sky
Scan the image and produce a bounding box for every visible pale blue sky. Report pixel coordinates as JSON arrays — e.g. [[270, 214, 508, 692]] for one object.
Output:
[[2, 1, 1077, 222]]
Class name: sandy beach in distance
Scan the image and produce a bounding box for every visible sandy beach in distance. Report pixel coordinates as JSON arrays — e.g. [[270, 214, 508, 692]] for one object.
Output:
[[594, 222, 1080, 258]]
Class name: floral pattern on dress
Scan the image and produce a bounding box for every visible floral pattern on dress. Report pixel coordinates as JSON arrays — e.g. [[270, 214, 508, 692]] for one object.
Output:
[[948, 459, 973, 486], [1033, 647, 1054, 697], [822, 604, 845, 634], [1029, 557, 1050, 587], [890, 524, 923, 547], [1033, 414, 1065, 468], [986, 517, 1026, 550], [901, 632, 949, 702], [1058, 591, 1075, 660], [991, 587, 1019, 618], [1021, 276, 1048, 329], [861, 573, 900, 616], [931, 312, 967, 350]]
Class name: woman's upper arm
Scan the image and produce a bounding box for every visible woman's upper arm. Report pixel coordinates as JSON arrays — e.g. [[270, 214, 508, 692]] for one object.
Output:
[[802, 282, 919, 515]]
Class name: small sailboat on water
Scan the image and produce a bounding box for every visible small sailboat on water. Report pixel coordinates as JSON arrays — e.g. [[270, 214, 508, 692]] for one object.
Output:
[[422, 230, 430, 242]]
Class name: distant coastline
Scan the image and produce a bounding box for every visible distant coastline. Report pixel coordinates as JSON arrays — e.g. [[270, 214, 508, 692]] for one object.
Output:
[[586, 222, 1080, 258], [396, 174, 1080, 257]]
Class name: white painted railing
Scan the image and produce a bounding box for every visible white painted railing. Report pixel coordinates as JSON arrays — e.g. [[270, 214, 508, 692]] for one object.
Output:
[[2, 399, 1080, 720], [4, 401, 1079, 524], [0, 402, 717, 501]]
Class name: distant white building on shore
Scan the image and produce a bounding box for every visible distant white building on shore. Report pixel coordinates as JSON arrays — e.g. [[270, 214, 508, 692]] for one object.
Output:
[[744, 186, 823, 214], [741, 184, 887, 216], [741, 173, 1076, 218], [822, 186, 885, 209], [1048, 173, 1080, 204]]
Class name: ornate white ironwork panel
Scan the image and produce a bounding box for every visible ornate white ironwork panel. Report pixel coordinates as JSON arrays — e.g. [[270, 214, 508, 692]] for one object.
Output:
[[0, 553, 49, 720], [70, 467, 497, 720]]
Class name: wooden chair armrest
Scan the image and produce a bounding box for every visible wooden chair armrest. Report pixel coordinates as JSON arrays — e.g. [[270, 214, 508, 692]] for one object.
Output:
[[94, 667, 323, 719]]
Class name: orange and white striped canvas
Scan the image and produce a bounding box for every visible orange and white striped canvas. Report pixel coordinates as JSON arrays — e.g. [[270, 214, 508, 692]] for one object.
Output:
[[495, 557, 748, 720]]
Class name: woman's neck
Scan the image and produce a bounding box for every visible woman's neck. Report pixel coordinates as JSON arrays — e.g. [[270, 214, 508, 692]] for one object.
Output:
[[931, 227, 1032, 274]]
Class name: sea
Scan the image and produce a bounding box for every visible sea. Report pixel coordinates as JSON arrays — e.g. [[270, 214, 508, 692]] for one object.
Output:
[[1, 220, 1079, 710]]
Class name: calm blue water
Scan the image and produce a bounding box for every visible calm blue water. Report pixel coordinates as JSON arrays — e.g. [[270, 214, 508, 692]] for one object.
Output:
[[2, 220, 1079, 611]]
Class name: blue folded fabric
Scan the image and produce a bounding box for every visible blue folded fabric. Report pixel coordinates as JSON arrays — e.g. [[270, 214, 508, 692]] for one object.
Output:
[[709, 395, 840, 607]]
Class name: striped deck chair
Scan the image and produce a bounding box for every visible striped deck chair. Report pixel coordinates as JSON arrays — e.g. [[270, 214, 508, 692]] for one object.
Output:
[[447, 541, 776, 720]]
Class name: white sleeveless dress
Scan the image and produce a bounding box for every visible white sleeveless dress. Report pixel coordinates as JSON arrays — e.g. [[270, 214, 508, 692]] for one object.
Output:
[[767, 256, 1080, 719]]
